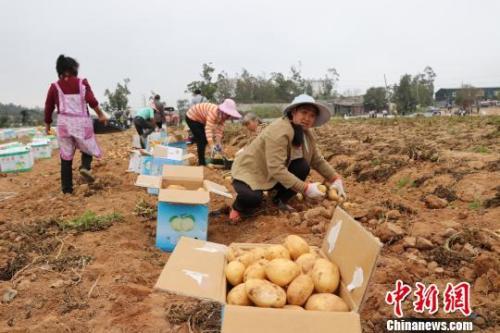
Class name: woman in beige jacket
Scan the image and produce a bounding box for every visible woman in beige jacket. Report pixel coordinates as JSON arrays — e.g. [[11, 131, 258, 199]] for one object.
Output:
[[230, 94, 347, 222]]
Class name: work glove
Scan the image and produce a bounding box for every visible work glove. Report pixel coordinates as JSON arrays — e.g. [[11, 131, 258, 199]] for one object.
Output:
[[304, 182, 326, 199], [330, 178, 347, 200]]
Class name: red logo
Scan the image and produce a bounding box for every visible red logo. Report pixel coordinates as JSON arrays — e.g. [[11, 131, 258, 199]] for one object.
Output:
[[385, 280, 412, 318], [443, 282, 472, 317]]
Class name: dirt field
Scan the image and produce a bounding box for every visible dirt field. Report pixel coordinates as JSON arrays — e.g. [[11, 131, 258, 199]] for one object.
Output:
[[1, 116, 499, 332]]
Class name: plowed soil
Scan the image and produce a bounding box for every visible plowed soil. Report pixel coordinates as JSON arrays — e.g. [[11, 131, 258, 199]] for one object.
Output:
[[1, 116, 499, 332]]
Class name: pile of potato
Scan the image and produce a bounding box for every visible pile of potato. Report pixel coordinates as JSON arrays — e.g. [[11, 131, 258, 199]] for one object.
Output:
[[225, 235, 349, 312]]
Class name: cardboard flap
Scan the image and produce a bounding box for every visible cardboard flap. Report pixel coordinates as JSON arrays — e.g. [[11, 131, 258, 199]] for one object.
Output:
[[321, 207, 382, 312], [222, 306, 361, 333], [159, 189, 210, 204], [134, 175, 162, 189], [162, 165, 204, 182], [203, 180, 233, 198], [155, 237, 226, 303]]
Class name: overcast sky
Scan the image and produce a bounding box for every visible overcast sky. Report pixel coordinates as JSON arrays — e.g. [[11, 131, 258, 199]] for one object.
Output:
[[1, 0, 499, 109]]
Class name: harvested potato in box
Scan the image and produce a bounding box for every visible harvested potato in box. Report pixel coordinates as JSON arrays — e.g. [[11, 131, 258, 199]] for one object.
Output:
[[265, 258, 300, 287], [250, 247, 267, 261], [265, 244, 291, 260], [244, 262, 266, 281], [283, 305, 305, 310], [295, 253, 317, 274], [237, 251, 257, 267], [305, 293, 349, 312], [286, 274, 314, 306], [225, 260, 245, 286], [311, 259, 340, 293], [245, 279, 286, 308], [283, 235, 310, 260], [227, 283, 252, 306]]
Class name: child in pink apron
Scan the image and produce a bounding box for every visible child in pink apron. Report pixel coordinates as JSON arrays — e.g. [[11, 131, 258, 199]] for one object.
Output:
[[44, 55, 108, 194]]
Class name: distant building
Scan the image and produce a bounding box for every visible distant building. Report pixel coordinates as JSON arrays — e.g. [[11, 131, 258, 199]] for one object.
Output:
[[331, 96, 365, 116], [435, 87, 500, 103]]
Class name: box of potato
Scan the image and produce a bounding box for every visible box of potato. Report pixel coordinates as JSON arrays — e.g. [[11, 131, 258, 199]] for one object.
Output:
[[154, 207, 382, 333]]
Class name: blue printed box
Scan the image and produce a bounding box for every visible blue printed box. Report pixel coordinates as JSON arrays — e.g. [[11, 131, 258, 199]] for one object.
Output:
[[135, 166, 232, 252]]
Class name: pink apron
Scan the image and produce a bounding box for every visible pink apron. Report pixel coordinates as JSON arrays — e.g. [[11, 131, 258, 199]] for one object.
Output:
[[54, 79, 102, 161]]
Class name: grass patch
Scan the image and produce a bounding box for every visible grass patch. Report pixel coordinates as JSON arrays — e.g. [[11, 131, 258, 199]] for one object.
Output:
[[60, 210, 123, 232], [471, 146, 490, 154], [468, 199, 482, 210], [134, 199, 157, 220], [396, 176, 414, 189]]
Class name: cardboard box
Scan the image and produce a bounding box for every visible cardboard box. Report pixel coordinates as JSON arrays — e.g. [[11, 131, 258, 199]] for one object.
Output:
[[29, 139, 52, 159], [135, 165, 232, 252], [154, 207, 382, 332], [0, 146, 34, 173]]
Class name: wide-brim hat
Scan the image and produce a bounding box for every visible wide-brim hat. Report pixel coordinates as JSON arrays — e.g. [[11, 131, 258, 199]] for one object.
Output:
[[218, 99, 242, 119], [283, 94, 331, 127]]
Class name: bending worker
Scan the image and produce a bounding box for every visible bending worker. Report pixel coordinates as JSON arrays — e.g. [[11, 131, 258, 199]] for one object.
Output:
[[229, 94, 347, 223], [185, 99, 241, 165]]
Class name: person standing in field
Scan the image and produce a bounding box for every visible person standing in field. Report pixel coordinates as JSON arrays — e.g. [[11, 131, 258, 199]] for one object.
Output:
[[44, 54, 108, 194]]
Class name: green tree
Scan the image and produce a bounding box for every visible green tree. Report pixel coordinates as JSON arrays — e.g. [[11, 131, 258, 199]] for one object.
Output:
[[215, 71, 235, 101], [186, 63, 218, 101], [363, 87, 388, 111], [0, 115, 9, 127], [103, 78, 131, 111], [455, 85, 479, 111], [20, 110, 30, 125], [305, 81, 314, 96], [235, 69, 257, 103], [319, 68, 339, 99], [393, 74, 418, 114]]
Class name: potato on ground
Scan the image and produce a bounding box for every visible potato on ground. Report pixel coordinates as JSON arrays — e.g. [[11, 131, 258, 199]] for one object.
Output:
[[305, 294, 349, 312], [244, 262, 266, 281], [227, 283, 251, 306], [311, 259, 340, 293], [286, 274, 314, 306], [283, 235, 310, 260], [265, 258, 300, 286], [245, 279, 286, 308], [225, 260, 245, 286], [295, 253, 317, 274], [265, 245, 291, 260]]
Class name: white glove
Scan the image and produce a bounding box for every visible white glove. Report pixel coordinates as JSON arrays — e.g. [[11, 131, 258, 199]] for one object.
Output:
[[330, 178, 347, 199], [304, 182, 326, 199]]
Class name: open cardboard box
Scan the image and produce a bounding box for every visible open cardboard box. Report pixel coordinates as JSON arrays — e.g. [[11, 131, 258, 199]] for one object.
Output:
[[135, 165, 232, 251], [154, 207, 382, 332]]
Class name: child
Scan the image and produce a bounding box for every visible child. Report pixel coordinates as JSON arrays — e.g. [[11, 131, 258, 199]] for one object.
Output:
[[44, 54, 108, 194]]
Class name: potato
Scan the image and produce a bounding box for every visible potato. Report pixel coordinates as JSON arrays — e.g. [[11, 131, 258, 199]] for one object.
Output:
[[244, 262, 266, 281], [250, 247, 267, 261], [286, 274, 314, 306], [245, 279, 286, 308], [296, 193, 304, 201], [284, 235, 310, 260], [305, 294, 349, 312], [227, 246, 245, 262], [227, 283, 251, 306], [328, 188, 339, 201], [283, 305, 305, 310], [265, 245, 291, 260], [225, 260, 245, 286], [295, 253, 318, 274], [237, 251, 257, 267], [265, 258, 300, 287], [167, 184, 186, 190], [311, 259, 340, 293], [318, 184, 327, 193]]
